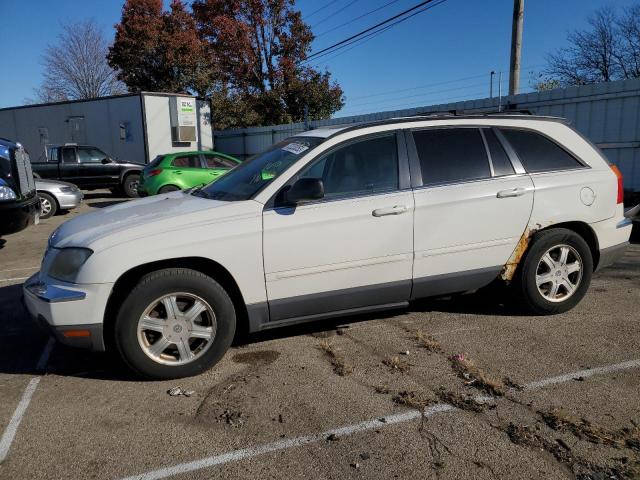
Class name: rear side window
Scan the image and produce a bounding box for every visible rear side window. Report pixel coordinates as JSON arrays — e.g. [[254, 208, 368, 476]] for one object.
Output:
[[172, 155, 200, 168], [500, 129, 583, 173], [412, 128, 491, 186], [148, 155, 165, 168], [61, 147, 76, 163], [203, 154, 237, 169], [483, 129, 515, 176]]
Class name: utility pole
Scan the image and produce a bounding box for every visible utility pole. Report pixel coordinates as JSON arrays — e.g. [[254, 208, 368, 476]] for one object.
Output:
[[509, 0, 524, 96], [490, 71, 495, 98]]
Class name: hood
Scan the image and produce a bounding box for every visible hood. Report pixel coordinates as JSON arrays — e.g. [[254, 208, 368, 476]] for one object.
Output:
[[50, 191, 261, 251], [36, 179, 77, 190]]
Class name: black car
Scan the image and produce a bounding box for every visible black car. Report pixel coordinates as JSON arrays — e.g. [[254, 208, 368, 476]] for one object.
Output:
[[0, 138, 40, 236], [31, 144, 143, 198]]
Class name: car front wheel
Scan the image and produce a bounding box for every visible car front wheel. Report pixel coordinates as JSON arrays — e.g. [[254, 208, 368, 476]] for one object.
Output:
[[114, 268, 236, 379], [517, 228, 593, 315], [38, 192, 57, 219]]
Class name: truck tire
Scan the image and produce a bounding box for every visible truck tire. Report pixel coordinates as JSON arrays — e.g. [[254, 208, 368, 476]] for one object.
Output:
[[122, 173, 140, 198], [517, 228, 593, 315], [114, 268, 236, 379], [38, 192, 57, 219]]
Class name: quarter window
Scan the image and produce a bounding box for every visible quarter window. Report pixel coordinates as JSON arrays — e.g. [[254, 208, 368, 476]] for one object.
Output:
[[499, 129, 583, 172], [483, 129, 515, 176], [61, 147, 76, 163], [172, 156, 200, 168], [412, 128, 491, 186], [299, 134, 399, 198]]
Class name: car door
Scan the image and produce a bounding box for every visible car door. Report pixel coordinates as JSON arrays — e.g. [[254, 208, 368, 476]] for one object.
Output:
[[168, 154, 205, 189], [201, 153, 239, 183], [262, 131, 414, 323], [77, 146, 120, 187], [60, 147, 82, 185], [408, 126, 534, 298]]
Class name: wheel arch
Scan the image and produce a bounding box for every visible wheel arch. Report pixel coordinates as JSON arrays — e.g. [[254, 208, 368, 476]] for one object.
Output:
[[37, 190, 60, 212], [103, 257, 249, 351]]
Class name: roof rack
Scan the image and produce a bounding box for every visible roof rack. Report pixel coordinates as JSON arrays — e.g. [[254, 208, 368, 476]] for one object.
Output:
[[404, 107, 535, 118]]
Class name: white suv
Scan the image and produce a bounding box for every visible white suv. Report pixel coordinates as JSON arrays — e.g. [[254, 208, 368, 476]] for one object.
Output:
[[24, 114, 635, 379]]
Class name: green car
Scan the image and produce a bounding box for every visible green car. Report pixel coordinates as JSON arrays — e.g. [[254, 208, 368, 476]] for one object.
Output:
[[138, 150, 241, 196]]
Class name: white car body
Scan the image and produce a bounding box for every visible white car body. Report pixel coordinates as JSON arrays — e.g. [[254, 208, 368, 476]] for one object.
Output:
[[24, 115, 633, 352]]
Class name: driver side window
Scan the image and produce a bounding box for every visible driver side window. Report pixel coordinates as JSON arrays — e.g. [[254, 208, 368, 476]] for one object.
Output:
[[299, 134, 399, 199]]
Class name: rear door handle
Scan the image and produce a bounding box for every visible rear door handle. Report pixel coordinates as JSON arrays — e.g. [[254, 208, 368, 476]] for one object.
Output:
[[372, 205, 408, 217], [497, 187, 526, 198]]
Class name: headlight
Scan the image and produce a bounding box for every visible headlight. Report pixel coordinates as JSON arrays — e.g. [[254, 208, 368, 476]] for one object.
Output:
[[0, 185, 17, 200], [60, 186, 76, 193], [48, 247, 93, 283]]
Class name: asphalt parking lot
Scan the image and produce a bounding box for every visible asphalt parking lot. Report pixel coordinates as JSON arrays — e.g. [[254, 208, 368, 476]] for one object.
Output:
[[0, 192, 639, 480]]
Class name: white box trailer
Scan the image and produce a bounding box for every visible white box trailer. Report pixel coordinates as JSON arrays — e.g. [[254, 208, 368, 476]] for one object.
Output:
[[0, 92, 213, 164]]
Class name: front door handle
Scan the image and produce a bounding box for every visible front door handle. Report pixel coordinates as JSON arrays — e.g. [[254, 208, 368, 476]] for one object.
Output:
[[497, 187, 526, 198], [372, 205, 408, 217]]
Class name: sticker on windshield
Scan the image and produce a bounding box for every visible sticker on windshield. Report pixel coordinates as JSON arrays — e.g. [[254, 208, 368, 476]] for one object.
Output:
[[281, 142, 309, 155]]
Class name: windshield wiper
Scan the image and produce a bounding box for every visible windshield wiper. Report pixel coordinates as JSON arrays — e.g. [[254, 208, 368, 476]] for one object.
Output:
[[189, 185, 211, 199]]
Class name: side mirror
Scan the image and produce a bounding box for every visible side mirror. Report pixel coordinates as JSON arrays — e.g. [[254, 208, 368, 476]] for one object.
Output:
[[286, 178, 324, 204], [101, 158, 111, 165]]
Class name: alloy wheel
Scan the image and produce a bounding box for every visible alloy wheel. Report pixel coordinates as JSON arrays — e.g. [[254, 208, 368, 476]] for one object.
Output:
[[535, 244, 583, 303], [137, 293, 217, 365]]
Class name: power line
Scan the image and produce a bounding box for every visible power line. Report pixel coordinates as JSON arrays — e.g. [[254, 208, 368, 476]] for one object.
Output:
[[304, 0, 448, 65], [305, 0, 444, 62], [315, 0, 402, 38], [306, 0, 341, 19], [312, 0, 361, 28]]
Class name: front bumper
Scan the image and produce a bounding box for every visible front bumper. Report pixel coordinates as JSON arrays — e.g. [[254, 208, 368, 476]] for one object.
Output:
[[23, 273, 112, 351], [0, 194, 40, 235], [56, 189, 83, 209]]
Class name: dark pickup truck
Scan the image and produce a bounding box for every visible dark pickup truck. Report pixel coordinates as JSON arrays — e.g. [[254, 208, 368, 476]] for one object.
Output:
[[0, 138, 40, 235], [31, 144, 143, 197]]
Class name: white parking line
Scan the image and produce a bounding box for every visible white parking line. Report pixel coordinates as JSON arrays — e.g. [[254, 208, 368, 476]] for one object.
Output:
[[0, 337, 54, 464], [120, 358, 640, 480]]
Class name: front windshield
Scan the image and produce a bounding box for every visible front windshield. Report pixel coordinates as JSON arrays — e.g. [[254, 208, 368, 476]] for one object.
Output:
[[194, 136, 324, 201]]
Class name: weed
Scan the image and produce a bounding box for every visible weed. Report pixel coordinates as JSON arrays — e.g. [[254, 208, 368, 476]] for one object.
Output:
[[437, 389, 486, 413], [383, 355, 410, 373], [393, 390, 434, 411], [449, 353, 504, 396], [415, 330, 442, 352], [374, 384, 390, 394], [318, 339, 353, 376]]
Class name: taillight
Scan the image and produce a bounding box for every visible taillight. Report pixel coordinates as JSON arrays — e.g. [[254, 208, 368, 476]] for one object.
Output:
[[610, 164, 624, 204], [148, 169, 163, 177]]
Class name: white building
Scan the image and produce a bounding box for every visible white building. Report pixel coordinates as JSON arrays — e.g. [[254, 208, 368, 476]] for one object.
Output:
[[0, 92, 213, 164]]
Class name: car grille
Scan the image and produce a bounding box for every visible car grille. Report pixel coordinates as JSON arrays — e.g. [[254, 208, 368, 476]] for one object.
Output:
[[13, 147, 36, 196]]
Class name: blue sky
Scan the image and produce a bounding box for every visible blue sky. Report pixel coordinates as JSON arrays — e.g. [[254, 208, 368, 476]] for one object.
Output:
[[0, 0, 635, 117]]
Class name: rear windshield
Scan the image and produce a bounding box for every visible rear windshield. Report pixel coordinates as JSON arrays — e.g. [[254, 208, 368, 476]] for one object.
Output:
[[193, 137, 324, 201]]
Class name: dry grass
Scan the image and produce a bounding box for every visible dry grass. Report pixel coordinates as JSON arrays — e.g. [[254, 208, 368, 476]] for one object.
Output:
[[374, 384, 390, 394], [318, 339, 353, 376], [437, 389, 486, 413], [393, 390, 434, 411], [383, 355, 410, 373], [449, 353, 504, 396], [415, 330, 442, 352], [540, 408, 640, 451]]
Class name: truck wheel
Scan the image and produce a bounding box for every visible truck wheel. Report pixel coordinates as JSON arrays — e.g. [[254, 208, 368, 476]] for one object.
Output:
[[114, 268, 236, 379], [517, 228, 593, 315], [38, 192, 57, 219], [122, 174, 140, 198], [159, 185, 180, 194]]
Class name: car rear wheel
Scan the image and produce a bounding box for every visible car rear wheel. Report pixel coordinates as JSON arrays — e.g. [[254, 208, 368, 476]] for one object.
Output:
[[114, 268, 236, 379], [123, 174, 140, 198], [159, 185, 180, 194], [38, 192, 57, 219], [517, 228, 593, 315]]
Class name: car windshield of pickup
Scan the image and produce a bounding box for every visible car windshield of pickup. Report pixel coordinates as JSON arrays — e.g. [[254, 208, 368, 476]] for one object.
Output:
[[193, 136, 324, 201]]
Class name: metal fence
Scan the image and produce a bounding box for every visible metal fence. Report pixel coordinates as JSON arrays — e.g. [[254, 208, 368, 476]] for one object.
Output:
[[214, 78, 640, 191]]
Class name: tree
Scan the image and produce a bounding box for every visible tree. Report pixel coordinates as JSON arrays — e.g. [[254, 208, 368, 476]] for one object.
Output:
[[108, 0, 209, 94], [32, 19, 125, 103], [192, 0, 344, 128], [539, 5, 640, 89]]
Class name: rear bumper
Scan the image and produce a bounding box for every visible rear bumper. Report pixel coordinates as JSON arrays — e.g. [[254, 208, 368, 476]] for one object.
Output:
[[0, 195, 40, 235], [595, 241, 629, 272]]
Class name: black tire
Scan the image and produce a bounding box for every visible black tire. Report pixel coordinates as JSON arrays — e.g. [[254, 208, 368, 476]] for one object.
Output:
[[114, 268, 236, 379], [517, 228, 593, 315], [122, 173, 140, 198], [159, 185, 180, 194], [38, 192, 57, 219]]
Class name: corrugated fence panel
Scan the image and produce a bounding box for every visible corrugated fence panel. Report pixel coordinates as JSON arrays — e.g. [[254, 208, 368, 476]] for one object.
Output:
[[214, 78, 640, 190]]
